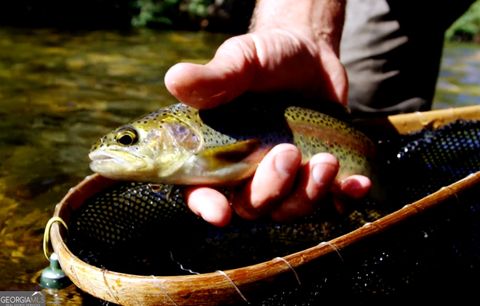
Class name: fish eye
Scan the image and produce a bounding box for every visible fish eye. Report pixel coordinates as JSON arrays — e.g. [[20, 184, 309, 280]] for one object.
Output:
[[115, 127, 138, 146]]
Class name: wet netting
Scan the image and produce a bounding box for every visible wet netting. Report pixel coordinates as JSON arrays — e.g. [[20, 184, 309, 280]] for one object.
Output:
[[69, 120, 480, 304]]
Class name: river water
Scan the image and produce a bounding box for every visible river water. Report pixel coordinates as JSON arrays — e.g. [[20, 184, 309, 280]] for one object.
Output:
[[435, 42, 480, 108], [0, 28, 226, 300], [0, 28, 478, 302]]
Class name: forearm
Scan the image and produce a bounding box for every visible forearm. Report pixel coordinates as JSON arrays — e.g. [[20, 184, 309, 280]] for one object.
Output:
[[250, 0, 346, 55]]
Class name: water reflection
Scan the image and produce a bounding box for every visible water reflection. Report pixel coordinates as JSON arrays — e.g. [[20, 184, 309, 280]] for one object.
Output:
[[434, 42, 480, 108]]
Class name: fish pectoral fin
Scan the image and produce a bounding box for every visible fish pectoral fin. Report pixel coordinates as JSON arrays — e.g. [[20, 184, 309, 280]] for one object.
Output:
[[198, 139, 262, 164]]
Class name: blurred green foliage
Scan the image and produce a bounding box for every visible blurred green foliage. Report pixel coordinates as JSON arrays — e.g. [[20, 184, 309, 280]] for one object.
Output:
[[132, 0, 178, 27], [0, 0, 254, 33], [1, 0, 480, 40], [131, 0, 254, 32], [447, 1, 480, 41], [131, 0, 215, 28]]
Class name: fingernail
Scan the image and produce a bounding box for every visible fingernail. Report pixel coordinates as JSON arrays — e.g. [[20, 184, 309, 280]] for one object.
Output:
[[341, 178, 360, 192], [311, 162, 336, 185], [309, 153, 338, 185], [274, 149, 300, 177], [340, 178, 369, 199]]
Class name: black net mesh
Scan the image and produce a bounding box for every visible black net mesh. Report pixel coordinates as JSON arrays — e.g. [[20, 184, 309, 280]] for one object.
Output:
[[68, 119, 480, 304]]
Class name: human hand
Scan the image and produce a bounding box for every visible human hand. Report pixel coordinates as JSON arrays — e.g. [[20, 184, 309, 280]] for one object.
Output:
[[183, 144, 371, 226], [164, 6, 371, 226], [165, 29, 348, 108]]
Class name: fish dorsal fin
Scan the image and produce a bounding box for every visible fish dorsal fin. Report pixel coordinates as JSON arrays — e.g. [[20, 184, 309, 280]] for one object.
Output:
[[198, 139, 261, 164]]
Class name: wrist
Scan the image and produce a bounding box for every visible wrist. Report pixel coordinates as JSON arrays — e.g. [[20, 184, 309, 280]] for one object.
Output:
[[250, 0, 346, 55]]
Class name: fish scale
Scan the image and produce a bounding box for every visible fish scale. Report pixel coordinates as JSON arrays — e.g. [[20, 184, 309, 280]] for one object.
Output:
[[284, 106, 375, 177]]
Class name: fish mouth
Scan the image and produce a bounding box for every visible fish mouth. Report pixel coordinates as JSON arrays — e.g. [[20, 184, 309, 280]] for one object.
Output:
[[89, 150, 148, 173]]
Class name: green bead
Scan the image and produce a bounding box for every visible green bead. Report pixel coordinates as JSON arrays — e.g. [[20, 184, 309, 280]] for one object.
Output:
[[39, 253, 71, 289]]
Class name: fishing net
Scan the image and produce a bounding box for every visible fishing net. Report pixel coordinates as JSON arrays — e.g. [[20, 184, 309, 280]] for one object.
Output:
[[66, 119, 480, 304]]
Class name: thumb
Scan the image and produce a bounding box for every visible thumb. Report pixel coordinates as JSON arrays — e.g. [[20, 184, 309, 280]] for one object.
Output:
[[164, 35, 257, 109]]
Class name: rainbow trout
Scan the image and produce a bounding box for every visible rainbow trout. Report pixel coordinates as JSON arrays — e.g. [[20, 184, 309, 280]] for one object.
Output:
[[89, 95, 376, 186]]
